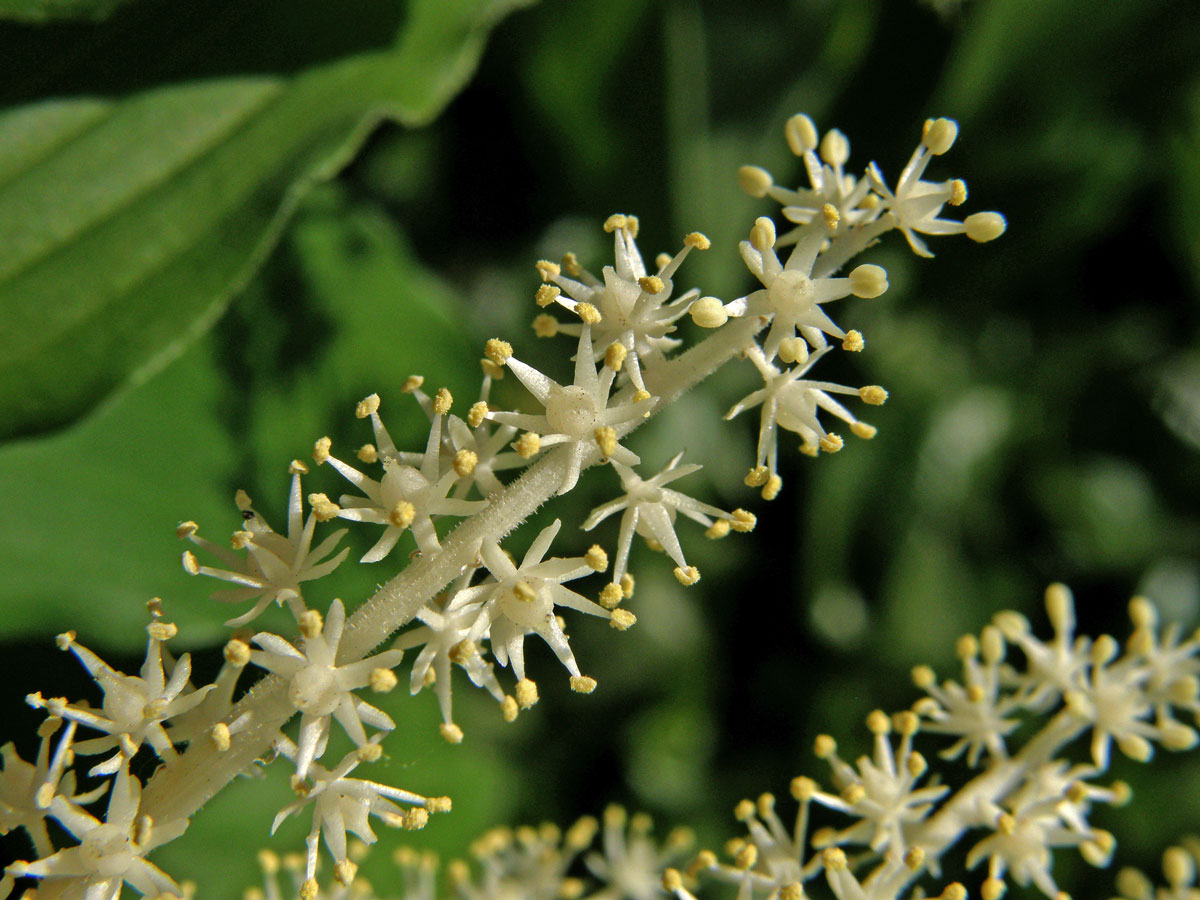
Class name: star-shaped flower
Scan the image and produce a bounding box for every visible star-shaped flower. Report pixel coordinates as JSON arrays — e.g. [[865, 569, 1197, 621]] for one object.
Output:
[[725, 344, 886, 481], [179, 463, 349, 626], [28, 620, 214, 776], [734, 215, 888, 362], [533, 214, 708, 393], [583, 453, 754, 588], [486, 326, 654, 495], [250, 598, 403, 779], [315, 390, 488, 562], [6, 756, 186, 900], [866, 117, 1005, 258]]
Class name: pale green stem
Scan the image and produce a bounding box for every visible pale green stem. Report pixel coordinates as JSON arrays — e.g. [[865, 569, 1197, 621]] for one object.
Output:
[[142, 314, 765, 824]]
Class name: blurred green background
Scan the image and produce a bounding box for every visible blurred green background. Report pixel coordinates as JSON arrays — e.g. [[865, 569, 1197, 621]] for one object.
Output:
[[1, 0, 1199, 896]]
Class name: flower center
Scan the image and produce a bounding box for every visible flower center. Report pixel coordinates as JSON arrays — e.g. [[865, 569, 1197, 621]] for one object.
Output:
[[545, 385, 600, 437], [82, 824, 135, 878], [767, 269, 816, 317], [289, 663, 340, 716]]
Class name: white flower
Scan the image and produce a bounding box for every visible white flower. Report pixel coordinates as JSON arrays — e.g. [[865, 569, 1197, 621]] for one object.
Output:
[[0, 718, 104, 860], [450, 520, 613, 694], [911, 626, 1021, 766], [250, 599, 403, 779], [738, 114, 878, 242], [582, 453, 754, 587], [725, 344, 886, 476], [866, 117, 1006, 258], [392, 566, 514, 743], [28, 621, 214, 776], [446, 375, 526, 499], [584, 805, 693, 900], [6, 756, 186, 900], [487, 325, 654, 495], [179, 464, 349, 626], [735, 215, 888, 361], [534, 214, 708, 393], [273, 738, 448, 890], [315, 393, 488, 562]]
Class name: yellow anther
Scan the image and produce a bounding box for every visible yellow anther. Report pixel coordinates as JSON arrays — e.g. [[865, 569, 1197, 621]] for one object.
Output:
[[738, 165, 773, 197], [389, 501, 416, 529], [690, 296, 728, 328], [599, 583, 623, 609], [819, 129, 849, 167], [561, 252, 583, 276], [605, 342, 627, 371], [790, 776, 817, 801], [778, 337, 808, 365], [403, 808, 430, 830], [684, 232, 710, 250], [662, 869, 683, 892], [301, 879, 319, 900], [468, 401, 489, 428], [536, 260, 561, 282], [980, 877, 1006, 900], [576, 302, 602, 324], [513, 582, 537, 603], [705, 519, 731, 539], [308, 493, 341, 521], [849, 264, 888, 298], [299, 609, 323, 639], [610, 609, 637, 631], [570, 675, 597, 694], [533, 313, 559, 337], [514, 432, 541, 458], [860, 386, 888, 405], [369, 667, 398, 693], [965, 212, 1007, 243], [357, 444, 378, 463], [516, 678, 539, 709], [224, 638, 251, 666], [313, 436, 332, 465], [911, 664, 935, 688], [674, 565, 700, 586], [734, 843, 757, 870], [535, 284, 561, 308], [453, 449, 478, 477], [356, 394, 380, 418], [620, 573, 635, 598], [484, 339, 513, 365], [176, 520, 198, 539], [657, 253, 672, 271], [734, 798, 755, 821], [433, 387, 453, 415], [439, 722, 464, 744], [289, 459, 309, 475], [501, 695, 518, 722], [822, 203, 840, 231], [595, 426, 618, 459], [762, 474, 782, 500], [750, 216, 776, 251], [814, 734, 836, 758], [922, 117, 958, 155], [401, 374, 425, 393], [638, 275, 665, 295], [949, 179, 967, 206], [821, 847, 848, 872], [585, 545, 608, 571], [357, 742, 383, 763], [744, 465, 769, 487], [730, 509, 756, 532], [785, 113, 819, 154], [819, 433, 844, 453], [842, 329, 865, 352], [851, 421, 877, 440]]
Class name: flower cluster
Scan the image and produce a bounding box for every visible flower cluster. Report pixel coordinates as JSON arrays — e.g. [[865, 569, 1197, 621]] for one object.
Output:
[[674, 584, 1198, 900], [2, 112, 1013, 900]]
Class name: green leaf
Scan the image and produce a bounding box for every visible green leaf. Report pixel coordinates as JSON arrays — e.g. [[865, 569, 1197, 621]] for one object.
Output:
[[0, 0, 533, 441]]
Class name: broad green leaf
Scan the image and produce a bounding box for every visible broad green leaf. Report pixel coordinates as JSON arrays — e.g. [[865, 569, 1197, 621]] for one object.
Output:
[[0, 0, 137, 22], [0, 0, 533, 441]]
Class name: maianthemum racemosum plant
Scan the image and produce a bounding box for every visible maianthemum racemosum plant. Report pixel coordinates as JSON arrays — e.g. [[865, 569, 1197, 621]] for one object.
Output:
[[8, 111, 1191, 900]]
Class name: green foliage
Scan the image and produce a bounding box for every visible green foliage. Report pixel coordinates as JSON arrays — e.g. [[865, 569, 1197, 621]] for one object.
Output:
[[3, 0, 1200, 895], [0, 0, 531, 440]]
